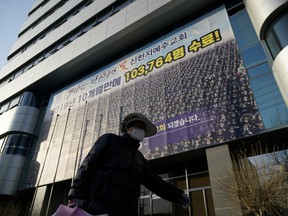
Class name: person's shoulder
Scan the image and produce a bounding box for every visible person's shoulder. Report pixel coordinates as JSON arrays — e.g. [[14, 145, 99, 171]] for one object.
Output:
[[94, 133, 120, 147], [98, 133, 120, 141]]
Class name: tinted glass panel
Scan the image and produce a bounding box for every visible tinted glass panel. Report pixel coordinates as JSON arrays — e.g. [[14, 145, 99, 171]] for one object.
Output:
[[20, 91, 39, 107], [83, 19, 97, 33], [114, 1, 130, 14], [44, 46, 56, 58], [241, 43, 267, 67], [14, 69, 24, 79], [9, 94, 21, 108], [229, 11, 258, 48], [265, 12, 288, 59], [69, 30, 82, 41], [0, 101, 10, 113], [265, 30, 281, 59], [0, 137, 5, 154], [250, 74, 282, 106], [98, 9, 112, 23], [3, 134, 31, 156], [139, 170, 213, 216], [230, 10, 288, 129], [273, 13, 288, 47], [34, 54, 45, 65], [248, 63, 270, 79], [23, 61, 34, 72]]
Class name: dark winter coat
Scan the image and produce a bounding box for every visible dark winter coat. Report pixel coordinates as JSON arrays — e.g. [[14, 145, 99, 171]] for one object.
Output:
[[68, 133, 183, 216]]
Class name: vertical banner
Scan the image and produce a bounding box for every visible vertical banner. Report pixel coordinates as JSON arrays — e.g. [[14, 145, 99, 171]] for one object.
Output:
[[23, 7, 264, 188]]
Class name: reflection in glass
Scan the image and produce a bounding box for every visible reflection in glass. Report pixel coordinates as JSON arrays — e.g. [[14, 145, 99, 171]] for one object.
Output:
[[229, 11, 258, 48], [247, 63, 270, 79], [265, 12, 288, 59], [3, 134, 32, 156], [9, 94, 21, 108], [240, 43, 266, 67], [0, 101, 10, 114], [230, 10, 288, 129], [113, 1, 130, 14], [0, 137, 5, 154], [21, 92, 35, 107], [138, 166, 213, 216], [98, 9, 112, 23]]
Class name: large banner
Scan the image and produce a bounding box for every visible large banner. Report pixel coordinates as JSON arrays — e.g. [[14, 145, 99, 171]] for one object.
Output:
[[22, 7, 264, 188]]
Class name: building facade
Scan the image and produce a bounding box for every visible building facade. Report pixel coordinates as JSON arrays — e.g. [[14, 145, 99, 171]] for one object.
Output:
[[0, 0, 287, 215]]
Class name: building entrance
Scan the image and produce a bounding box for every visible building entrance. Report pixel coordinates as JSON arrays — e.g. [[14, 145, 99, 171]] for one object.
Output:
[[138, 160, 215, 216]]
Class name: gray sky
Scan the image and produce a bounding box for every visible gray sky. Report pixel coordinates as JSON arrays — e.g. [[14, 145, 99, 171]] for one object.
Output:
[[0, 0, 35, 68]]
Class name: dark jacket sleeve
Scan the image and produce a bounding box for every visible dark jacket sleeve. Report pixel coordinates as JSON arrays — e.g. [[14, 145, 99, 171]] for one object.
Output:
[[68, 134, 109, 199], [142, 160, 183, 203]]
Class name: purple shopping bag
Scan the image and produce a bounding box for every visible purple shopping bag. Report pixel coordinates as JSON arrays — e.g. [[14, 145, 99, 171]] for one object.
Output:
[[52, 204, 108, 216]]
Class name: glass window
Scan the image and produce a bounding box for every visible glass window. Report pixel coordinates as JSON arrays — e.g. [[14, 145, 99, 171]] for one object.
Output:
[[82, 18, 97, 33], [265, 11, 288, 59], [56, 41, 66, 50], [265, 30, 281, 59], [46, 8, 56, 17], [72, 8, 80, 16], [139, 161, 212, 216], [251, 74, 283, 110], [38, 33, 46, 40], [230, 10, 288, 129], [44, 45, 57, 58], [39, 33, 47, 41], [240, 43, 267, 67], [3, 135, 17, 154], [247, 63, 270, 79], [3, 134, 31, 156], [25, 41, 34, 50], [14, 68, 24, 79], [229, 11, 258, 48], [113, 1, 130, 14], [0, 79, 7, 88], [45, 27, 54, 37], [69, 29, 82, 41], [9, 94, 21, 109], [21, 91, 40, 108], [98, 9, 112, 23], [77, 2, 87, 12], [54, 18, 67, 29], [20, 92, 32, 106], [62, 37, 72, 46], [0, 101, 10, 114], [84, 0, 93, 6], [7, 74, 14, 83], [23, 61, 34, 73], [152, 196, 175, 215], [138, 194, 150, 215], [250, 74, 279, 98], [0, 137, 5, 154], [34, 54, 45, 65], [21, 47, 27, 53]]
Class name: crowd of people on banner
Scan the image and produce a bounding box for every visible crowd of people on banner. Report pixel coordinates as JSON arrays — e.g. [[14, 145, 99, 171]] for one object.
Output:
[[86, 40, 264, 158]]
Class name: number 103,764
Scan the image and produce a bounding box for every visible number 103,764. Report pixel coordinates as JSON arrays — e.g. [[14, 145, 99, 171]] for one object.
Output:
[[124, 45, 186, 82]]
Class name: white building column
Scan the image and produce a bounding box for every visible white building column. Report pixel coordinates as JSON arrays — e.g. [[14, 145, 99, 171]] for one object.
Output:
[[245, 0, 288, 106]]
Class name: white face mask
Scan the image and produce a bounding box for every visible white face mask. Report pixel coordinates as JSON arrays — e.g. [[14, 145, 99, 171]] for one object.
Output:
[[130, 128, 145, 142]]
